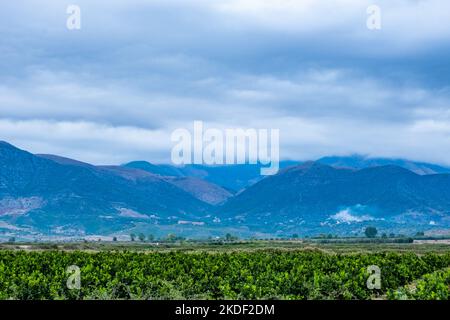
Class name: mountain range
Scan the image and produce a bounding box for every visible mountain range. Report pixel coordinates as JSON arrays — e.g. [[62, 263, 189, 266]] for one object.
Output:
[[1, 141, 449, 240], [220, 162, 450, 235], [317, 155, 450, 175]]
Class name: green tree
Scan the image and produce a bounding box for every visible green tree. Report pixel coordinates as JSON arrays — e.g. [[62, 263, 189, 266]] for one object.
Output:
[[138, 233, 145, 242], [147, 234, 155, 242], [381, 233, 387, 239], [364, 226, 378, 238], [166, 233, 177, 242], [225, 233, 238, 241], [112, 236, 118, 242], [292, 234, 299, 239], [130, 233, 136, 242]]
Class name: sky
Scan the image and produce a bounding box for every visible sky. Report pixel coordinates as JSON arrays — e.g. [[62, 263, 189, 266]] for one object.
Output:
[[0, 0, 450, 165]]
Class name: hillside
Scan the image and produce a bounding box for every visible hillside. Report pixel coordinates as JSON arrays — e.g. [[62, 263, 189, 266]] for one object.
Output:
[[220, 162, 450, 235], [0, 141, 211, 236]]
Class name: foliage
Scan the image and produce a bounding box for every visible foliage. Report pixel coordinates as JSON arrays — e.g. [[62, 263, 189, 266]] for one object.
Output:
[[388, 268, 450, 300], [0, 250, 448, 300], [365, 227, 378, 238], [225, 233, 239, 241]]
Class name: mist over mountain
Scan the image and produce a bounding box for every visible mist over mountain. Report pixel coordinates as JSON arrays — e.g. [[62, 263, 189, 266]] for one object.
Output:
[[1, 141, 450, 239]]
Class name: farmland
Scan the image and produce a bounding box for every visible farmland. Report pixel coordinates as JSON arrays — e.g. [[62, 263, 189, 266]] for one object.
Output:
[[0, 241, 449, 300]]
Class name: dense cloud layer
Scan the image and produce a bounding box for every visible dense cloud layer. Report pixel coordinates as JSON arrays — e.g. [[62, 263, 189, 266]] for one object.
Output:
[[0, 0, 449, 165]]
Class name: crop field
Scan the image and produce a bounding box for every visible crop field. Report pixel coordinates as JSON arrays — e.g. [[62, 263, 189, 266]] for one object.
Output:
[[0, 242, 449, 300]]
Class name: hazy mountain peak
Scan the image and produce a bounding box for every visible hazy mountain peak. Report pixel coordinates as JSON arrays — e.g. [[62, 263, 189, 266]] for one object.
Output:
[[282, 161, 335, 174], [0, 141, 27, 154], [36, 154, 94, 168], [123, 161, 183, 177], [318, 155, 450, 175], [0, 141, 14, 148]]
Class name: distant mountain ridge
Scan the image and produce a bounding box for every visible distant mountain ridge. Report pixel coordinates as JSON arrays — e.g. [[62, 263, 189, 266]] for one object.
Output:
[[124, 161, 299, 191], [1, 141, 450, 239], [317, 155, 450, 175], [123, 156, 450, 191], [0, 141, 212, 237], [220, 161, 450, 235]]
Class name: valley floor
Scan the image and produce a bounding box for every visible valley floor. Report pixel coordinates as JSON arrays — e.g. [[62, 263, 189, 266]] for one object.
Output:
[[1, 239, 450, 253]]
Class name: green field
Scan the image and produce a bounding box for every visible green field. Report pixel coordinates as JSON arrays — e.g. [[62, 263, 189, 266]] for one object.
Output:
[[0, 241, 449, 300]]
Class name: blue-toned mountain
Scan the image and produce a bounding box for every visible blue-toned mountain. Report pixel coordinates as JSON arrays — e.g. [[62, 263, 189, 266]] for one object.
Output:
[[2, 141, 450, 238], [318, 155, 450, 175], [219, 162, 450, 235], [0, 141, 210, 236]]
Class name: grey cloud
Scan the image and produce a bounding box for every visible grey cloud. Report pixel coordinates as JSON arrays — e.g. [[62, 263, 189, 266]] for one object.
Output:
[[0, 0, 450, 165]]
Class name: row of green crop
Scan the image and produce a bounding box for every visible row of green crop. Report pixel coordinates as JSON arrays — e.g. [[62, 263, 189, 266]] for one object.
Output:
[[0, 250, 449, 300], [388, 268, 450, 300]]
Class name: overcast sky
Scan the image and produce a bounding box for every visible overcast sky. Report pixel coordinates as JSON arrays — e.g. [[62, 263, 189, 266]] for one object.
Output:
[[1, 0, 450, 165]]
